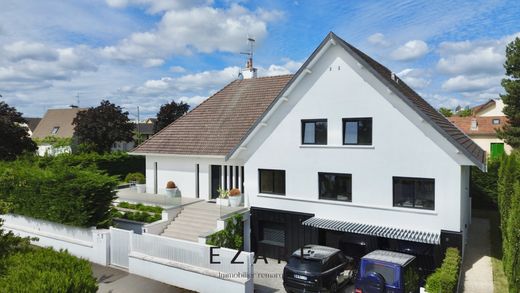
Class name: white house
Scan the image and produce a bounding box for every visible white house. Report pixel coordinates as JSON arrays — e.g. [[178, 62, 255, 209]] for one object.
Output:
[[132, 32, 486, 274]]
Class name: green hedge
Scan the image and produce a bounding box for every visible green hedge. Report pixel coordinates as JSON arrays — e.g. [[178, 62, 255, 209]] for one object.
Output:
[[206, 214, 243, 250], [498, 152, 520, 293], [39, 152, 145, 181], [0, 248, 97, 293], [425, 247, 461, 293], [0, 159, 117, 228], [117, 202, 162, 213], [471, 159, 501, 208]]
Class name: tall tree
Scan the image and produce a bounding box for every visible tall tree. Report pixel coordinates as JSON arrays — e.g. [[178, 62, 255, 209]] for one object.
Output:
[[154, 100, 190, 133], [0, 101, 37, 160], [498, 37, 520, 148], [438, 107, 453, 117], [73, 100, 134, 153]]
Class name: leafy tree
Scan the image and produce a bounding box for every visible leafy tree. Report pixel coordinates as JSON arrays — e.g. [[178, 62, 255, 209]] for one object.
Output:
[[456, 107, 473, 117], [73, 100, 134, 153], [0, 101, 37, 160], [498, 37, 520, 149], [154, 100, 190, 133], [439, 107, 453, 117]]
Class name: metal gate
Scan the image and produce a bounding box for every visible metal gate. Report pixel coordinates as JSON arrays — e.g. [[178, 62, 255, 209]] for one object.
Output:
[[110, 227, 132, 268]]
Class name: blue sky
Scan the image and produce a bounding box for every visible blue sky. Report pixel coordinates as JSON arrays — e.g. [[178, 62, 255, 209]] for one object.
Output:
[[1, 0, 519, 118]]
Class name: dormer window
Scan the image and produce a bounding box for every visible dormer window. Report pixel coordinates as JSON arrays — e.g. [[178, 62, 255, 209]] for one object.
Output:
[[492, 118, 500, 125], [470, 119, 478, 130], [51, 126, 60, 135]]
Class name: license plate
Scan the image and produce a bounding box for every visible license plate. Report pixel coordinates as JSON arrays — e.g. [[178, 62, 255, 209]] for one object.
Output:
[[294, 274, 308, 280]]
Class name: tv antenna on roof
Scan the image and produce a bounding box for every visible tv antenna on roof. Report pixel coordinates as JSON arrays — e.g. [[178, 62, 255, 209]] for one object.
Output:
[[238, 37, 257, 79]]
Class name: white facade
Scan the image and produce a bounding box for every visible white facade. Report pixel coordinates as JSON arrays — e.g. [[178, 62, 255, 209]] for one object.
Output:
[[237, 44, 471, 235], [477, 99, 504, 117]]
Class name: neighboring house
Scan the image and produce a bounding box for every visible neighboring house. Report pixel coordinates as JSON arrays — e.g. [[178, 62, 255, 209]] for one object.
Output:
[[32, 108, 85, 156], [111, 122, 155, 151], [21, 117, 41, 137], [131, 32, 485, 273], [449, 99, 511, 159]]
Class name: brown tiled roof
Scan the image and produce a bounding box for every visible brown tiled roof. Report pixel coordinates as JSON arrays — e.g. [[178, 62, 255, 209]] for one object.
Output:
[[133, 75, 293, 155], [32, 108, 85, 139], [449, 116, 506, 136]]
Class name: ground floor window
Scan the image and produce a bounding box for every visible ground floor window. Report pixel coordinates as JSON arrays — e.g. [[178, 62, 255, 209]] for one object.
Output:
[[318, 172, 352, 202], [393, 177, 434, 210], [260, 221, 285, 247]]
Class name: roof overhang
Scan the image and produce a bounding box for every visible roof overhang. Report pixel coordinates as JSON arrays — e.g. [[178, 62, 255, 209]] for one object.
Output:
[[129, 152, 226, 159], [303, 217, 440, 245]]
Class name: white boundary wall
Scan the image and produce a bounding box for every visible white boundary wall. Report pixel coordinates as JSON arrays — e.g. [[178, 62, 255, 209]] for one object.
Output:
[[1, 214, 254, 293]]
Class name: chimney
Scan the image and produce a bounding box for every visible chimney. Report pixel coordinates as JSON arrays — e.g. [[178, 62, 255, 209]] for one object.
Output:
[[239, 37, 257, 79]]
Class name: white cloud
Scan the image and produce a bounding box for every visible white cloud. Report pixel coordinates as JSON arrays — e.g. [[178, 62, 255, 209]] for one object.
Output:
[[391, 40, 429, 61], [397, 68, 430, 89], [105, 0, 212, 14], [441, 75, 502, 92], [101, 4, 282, 64], [143, 58, 164, 68], [367, 33, 390, 47], [169, 66, 186, 73], [259, 59, 302, 76], [427, 94, 471, 109], [3, 41, 59, 62]]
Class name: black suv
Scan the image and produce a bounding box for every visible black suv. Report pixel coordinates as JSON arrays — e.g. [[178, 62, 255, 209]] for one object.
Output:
[[283, 245, 356, 293]]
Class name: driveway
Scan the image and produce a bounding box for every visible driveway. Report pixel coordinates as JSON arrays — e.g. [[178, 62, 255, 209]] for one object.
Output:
[[254, 258, 354, 293], [91, 263, 193, 293]]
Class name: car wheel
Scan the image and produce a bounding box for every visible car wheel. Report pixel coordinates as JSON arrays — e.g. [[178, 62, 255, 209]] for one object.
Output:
[[329, 281, 338, 293]]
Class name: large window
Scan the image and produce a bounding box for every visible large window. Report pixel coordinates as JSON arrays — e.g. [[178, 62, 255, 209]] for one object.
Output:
[[259, 169, 286, 195], [343, 118, 372, 145], [301, 119, 327, 145], [393, 177, 434, 210], [319, 172, 352, 202]]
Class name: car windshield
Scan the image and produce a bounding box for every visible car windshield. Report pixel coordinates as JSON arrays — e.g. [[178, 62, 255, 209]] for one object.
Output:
[[287, 256, 322, 272], [364, 262, 397, 285]]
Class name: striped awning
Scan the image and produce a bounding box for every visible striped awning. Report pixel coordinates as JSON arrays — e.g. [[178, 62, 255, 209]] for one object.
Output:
[[302, 217, 440, 245]]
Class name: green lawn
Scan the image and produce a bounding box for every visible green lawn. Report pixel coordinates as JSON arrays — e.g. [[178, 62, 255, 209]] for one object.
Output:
[[473, 209, 509, 292]]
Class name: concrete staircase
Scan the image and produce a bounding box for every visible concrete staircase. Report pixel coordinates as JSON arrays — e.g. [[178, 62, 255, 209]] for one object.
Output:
[[161, 202, 221, 242]]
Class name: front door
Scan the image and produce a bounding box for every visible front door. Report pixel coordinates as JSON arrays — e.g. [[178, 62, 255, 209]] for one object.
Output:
[[210, 165, 222, 199]]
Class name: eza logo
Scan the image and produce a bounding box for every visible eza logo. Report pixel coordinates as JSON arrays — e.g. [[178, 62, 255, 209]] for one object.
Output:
[[210, 245, 312, 264]]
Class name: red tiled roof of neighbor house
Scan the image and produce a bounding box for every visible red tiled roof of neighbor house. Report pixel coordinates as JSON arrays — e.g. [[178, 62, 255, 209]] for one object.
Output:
[[133, 75, 293, 155], [133, 32, 486, 169], [448, 116, 506, 136]]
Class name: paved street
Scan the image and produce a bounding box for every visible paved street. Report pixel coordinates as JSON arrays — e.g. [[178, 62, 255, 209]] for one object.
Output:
[[91, 263, 193, 293]]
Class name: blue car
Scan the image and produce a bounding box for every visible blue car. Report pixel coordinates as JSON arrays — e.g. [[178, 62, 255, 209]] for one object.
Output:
[[355, 250, 420, 293]]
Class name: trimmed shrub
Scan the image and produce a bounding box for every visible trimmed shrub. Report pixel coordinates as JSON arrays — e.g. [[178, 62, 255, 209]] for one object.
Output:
[[206, 214, 243, 250], [124, 172, 145, 184], [425, 247, 461, 293], [0, 248, 97, 292], [470, 159, 500, 208], [117, 202, 162, 214], [39, 152, 145, 181], [166, 181, 176, 188], [0, 159, 117, 227]]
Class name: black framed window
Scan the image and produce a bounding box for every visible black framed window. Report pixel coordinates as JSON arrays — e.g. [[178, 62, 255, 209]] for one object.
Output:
[[393, 177, 435, 210], [260, 221, 285, 247], [259, 169, 286, 195], [343, 118, 372, 145], [319, 172, 352, 202], [302, 119, 327, 145]]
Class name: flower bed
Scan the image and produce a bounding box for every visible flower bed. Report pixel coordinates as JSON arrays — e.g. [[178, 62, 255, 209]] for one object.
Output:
[[113, 202, 163, 223]]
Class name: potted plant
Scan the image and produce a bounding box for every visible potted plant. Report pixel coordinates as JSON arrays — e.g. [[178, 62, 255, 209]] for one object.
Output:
[[228, 188, 242, 207], [216, 187, 229, 206], [135, 177, 146, 193], [165, 181, 178, 197]]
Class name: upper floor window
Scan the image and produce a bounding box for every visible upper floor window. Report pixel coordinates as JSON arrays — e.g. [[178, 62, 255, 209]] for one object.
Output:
[[259, 169, 286, 195], [302, 119, 327, 145], [319, 172, 352, 202], [393, 177, 434, 210], [343, 118, 372, 145], [51, 126, 60, 135]]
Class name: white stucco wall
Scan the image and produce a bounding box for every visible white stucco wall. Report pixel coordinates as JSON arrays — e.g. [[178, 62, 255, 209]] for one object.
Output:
[[470, 135, 512, 155], [239, 44, 470, 234], [145, 155, 243, 200]]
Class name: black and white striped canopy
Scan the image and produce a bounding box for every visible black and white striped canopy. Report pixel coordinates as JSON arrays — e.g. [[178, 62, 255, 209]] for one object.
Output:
[[302, 217, 440, 245]]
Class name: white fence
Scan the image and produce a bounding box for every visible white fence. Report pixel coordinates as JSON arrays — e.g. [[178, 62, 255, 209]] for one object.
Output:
[[1, 214, 254, 293]]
